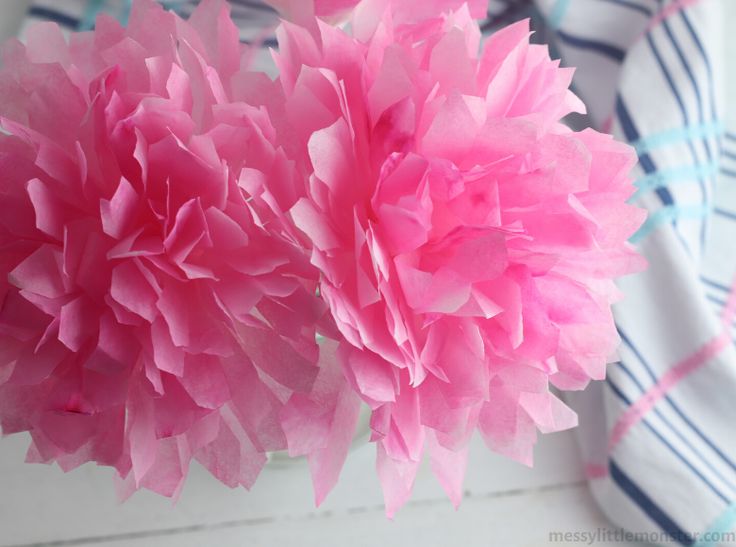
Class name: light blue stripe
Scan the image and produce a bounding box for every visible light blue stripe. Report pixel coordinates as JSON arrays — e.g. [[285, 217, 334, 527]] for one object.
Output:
[[548, 0, 572, 29], [693, 503, 736, 547], [630, 204, 710, 243], [80, 0, 107, 30], [632, 121, 724, 156], [634, 162, 720, 199], [644, 30, 710, 251], [121, 0, 133, 26]]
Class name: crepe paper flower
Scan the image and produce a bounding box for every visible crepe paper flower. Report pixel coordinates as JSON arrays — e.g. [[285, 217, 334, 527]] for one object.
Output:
[[0, 0, 356, 499], [273, 7, 646, 516]]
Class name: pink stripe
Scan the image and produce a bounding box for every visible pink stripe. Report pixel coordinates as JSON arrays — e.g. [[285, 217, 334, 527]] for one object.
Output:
[[607, 273, 736, 453], [646, 0, 702, 33], [585, 463, 609, 479], [721, 275, 736, 326], [608, 331, 731, 452], [601, 115, 614, 135]]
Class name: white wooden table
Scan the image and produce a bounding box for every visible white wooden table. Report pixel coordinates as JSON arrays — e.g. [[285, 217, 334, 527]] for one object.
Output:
[[0, 429, 645, 547]]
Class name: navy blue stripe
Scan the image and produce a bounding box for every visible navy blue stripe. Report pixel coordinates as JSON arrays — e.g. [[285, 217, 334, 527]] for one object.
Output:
[[707, 294, 728, 308], [679, 11, 719, 141], [228, 0, 277, 12], [29, 3, 279, 49], [607, 378, 731, 504], [715, 208, 736, 221], [609, 459, 695, 545], [481, 0, 534, 32], [722, 167, 736, 178], [29, 6, 80, 29], [659, 18, 715, 252], [169, 0, 277, 21], [644, 31, 694, 167], [618, 329, 736, 474], [723, 150, 736, 161], [597, 0, 653, 16], [616, 96, 674, 206], [156, 1, 189, 16], [555, 29, 626, 62], [701, 277, 731, 294], [618, 95, 692, 253], [612, 358, 736, 492], [240, 37, 278, 48], [661, 19, 714, 164], [647, 30, 708, 249], [616, 365, 736, 490]]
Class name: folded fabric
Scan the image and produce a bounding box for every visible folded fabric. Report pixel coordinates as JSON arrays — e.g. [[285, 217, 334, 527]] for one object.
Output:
[[527, 0, 736, 545]]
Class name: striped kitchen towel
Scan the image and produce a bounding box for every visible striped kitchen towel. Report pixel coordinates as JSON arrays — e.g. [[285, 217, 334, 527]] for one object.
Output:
[[528, 0, 736, 545]]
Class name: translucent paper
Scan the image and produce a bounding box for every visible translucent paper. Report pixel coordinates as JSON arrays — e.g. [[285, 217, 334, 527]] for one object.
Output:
[[0, 0, 645, 517]]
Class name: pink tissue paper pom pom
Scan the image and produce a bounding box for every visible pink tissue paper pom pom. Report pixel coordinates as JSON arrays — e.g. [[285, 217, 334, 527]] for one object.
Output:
[[271, 4, 647, 516], [0, 0, 647, 517], [0, 0, 354, 499]]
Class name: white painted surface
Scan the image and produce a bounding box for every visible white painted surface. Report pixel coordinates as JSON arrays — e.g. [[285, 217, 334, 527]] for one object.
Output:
[[0, 429, 644, 547], [0, 1, 30, 42]]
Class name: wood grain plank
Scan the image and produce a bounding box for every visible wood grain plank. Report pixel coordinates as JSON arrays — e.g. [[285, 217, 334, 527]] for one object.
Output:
[[1, 429, 584, 546], [70, 483, 645, 547]]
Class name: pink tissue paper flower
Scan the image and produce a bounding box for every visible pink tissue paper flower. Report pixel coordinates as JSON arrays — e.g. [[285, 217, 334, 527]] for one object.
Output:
[[0, 0, 647, 517], [272, 4, 646, 515], [0, 0, 356, 499]]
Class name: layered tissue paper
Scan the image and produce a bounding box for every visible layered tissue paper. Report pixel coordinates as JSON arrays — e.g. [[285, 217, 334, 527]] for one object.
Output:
[[0, 0, 645, 516]]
